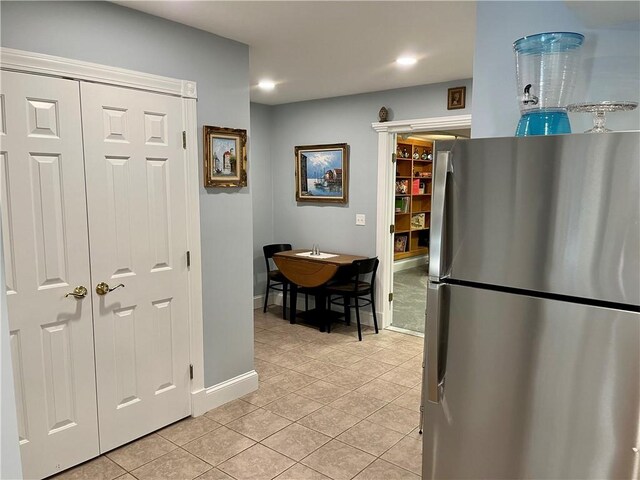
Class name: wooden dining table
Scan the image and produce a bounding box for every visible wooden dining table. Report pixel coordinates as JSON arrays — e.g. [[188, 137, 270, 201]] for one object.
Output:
[[273, 249, 366, 331]]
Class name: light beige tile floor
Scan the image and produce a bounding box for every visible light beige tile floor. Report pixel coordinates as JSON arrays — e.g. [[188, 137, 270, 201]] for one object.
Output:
[[52, 307, 424, 480]]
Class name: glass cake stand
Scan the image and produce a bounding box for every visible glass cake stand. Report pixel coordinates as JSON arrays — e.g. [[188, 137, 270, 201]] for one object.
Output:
[[567, 101, 638, 133]]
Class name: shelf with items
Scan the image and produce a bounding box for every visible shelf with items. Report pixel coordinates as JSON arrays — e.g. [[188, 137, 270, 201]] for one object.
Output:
[[410, 212, 430, 231], [394, 196, 410, 214], [393, 233, 410, 255], [394, 137, 433, 261], [396, 142, 414, 161]]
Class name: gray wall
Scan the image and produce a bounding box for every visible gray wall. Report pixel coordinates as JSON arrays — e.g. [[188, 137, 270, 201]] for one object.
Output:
[[250, 103, 275, 301], [0, 1, 254, 387], [251, 79, 472, 296], [472, 1, 640, 137]]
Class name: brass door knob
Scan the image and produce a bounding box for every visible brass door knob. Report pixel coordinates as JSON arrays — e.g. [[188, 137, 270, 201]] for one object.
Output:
[[65, 286, 88, 299], [96, 282, 124, 296]]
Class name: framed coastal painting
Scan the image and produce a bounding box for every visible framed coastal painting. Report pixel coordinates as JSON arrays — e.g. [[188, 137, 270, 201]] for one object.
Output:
[[295, 143, 349, 204], [203, 125, 247, 187]]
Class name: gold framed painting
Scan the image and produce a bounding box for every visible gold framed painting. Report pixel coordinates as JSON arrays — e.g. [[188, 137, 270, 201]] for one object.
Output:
[[447, 86, 466, 110], [203, 125, 247, 187], [295, 143, 349, 204]]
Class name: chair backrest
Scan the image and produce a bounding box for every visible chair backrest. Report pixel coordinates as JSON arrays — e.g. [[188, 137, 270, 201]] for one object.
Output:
[[263, 243, 292, 272], [352, 257, 379, 293]]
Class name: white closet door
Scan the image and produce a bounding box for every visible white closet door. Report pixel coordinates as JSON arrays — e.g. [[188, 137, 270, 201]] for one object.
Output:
[[80, 83, 191, 451], [0, 71, 99, 479]]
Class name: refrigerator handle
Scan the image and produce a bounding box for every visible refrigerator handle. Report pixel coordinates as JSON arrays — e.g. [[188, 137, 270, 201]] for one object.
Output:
[[428, 150, 452, 283], [426, 282, 443, 404]]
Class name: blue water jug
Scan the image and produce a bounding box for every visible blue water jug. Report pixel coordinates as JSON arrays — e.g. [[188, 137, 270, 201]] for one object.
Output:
[[513, 32, 584, 136]]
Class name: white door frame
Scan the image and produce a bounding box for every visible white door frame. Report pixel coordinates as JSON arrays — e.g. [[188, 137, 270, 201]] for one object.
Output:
[[0, 48, 206, 412], [372, 114, 472, 329]]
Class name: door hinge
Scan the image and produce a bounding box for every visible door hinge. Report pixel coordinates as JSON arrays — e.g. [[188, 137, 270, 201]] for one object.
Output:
[[186, 250, 191, 268], [182, 131, 187, 149], [391, 153, 397, 163], [389, 292, 394, 302], [390, 224, 395, 234], [189, 364, 194, 380]]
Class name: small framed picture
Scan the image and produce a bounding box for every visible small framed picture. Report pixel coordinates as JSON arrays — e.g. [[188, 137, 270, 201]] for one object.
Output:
[[203, 125, 247, 187], [447, 86, 466, 110], [295, 143, 349, 204]]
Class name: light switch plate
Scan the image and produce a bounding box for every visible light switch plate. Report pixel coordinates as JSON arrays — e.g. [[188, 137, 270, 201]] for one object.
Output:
[[356, 214, 366, 226]]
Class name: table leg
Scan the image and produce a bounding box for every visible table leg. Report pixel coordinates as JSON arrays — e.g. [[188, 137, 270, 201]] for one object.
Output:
[[315, 290, 327, 333], [289, 283, 297, 324]]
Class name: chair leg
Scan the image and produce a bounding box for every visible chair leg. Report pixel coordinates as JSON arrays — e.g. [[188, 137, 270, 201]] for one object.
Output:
[[370, 294, 379, 334], [354, 297, 362, 341], [305, 294, 308, 311], [282, 282, 288, 320], [263, 279, 270, 313]]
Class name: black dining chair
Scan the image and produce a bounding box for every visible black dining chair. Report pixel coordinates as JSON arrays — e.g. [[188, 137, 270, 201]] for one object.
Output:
[[263, 244, 292, 318], [326, 257, 380, 341]]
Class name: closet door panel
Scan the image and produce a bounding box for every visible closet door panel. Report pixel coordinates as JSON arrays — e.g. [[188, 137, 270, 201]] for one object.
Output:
[[81, 83, 190, 452], [0, 70, 99, 479]]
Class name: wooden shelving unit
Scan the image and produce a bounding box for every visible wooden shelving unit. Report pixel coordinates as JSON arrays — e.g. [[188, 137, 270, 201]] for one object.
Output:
[[394, 138, 433, 260]]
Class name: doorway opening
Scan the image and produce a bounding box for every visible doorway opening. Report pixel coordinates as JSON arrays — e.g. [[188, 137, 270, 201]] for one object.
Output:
[[372, 114, 472, 336], [390, 129, 470, 335]]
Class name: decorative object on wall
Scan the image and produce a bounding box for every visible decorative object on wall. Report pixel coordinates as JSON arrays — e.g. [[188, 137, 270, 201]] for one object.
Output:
[[378, 106, 389, 122], [295, 143, 349, 203], [447, 86, 466, 110], [203, 125, 247, 187]]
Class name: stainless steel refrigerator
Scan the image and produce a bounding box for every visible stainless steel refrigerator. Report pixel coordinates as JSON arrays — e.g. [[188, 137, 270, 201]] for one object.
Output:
[[422, 132, 639, 479]]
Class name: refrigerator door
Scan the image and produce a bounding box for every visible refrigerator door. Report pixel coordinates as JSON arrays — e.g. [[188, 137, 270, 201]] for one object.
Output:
[[434, 132, 640, 306], [423, 283, 639, 479]]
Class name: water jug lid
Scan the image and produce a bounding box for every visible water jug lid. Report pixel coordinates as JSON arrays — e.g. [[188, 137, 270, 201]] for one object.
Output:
[[513, 32, 584, 54]]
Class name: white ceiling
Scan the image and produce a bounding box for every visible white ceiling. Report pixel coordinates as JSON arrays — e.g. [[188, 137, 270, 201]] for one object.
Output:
[[114, 1, 477, 105]]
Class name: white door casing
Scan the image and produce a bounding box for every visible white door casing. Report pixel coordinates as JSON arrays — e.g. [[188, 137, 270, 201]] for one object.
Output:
[[81, 82, 191, 451], [0, 71, 100, 479], [372, 115, 472, 330]]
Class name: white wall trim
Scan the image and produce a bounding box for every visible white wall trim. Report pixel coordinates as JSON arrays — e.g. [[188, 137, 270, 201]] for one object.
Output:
[[372, 114, 472, 133], [372, 114, 471, 329], [183, 98, 205, 398], [394, 255, 428, 273], [0, 47, 197, 98], [191, 371, 259, 417]]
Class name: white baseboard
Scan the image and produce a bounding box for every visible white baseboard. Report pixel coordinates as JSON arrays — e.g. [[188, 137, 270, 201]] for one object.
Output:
[[386, 325, 425, 338], [393, 255, 429, 273], [255, 292, 383, 328], [253, 295, 265, 310], [191, 370, 258, 417]]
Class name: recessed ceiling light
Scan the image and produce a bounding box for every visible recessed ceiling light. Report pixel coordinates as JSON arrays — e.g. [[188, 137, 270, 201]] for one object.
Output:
[[396, 56, 417, 66], [258, 80, 276, 90]]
